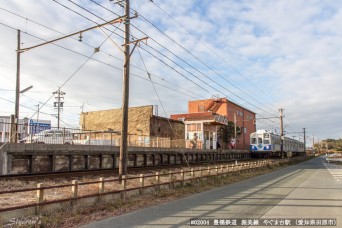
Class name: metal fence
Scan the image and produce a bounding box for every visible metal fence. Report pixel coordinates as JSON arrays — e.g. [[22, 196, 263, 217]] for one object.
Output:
[[0, 122, 185, 148], [0, 159, 276, 213]]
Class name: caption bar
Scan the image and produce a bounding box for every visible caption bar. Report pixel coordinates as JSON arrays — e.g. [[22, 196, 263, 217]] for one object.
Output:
[[190, 218, 337, 226]]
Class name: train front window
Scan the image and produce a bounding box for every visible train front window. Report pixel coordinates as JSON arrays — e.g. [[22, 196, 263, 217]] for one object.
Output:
[[258, 138, 262, 144], [251, 138, 256, 144], [264, 139, 270, 144]]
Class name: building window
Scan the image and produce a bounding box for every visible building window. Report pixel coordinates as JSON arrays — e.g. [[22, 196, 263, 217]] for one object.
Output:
[[246, 114, 254, 121], [236, 110, 243, 117], [197, 123, 201, 131], [244, 127, 247, 134], [187, 123, 202, 132]]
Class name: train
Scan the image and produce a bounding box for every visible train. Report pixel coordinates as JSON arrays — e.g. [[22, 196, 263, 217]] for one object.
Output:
[[250, 129, 305, 157]]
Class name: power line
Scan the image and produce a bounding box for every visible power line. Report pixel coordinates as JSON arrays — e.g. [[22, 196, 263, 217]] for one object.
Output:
[[0, 6, 204, 100], [51, 1, 216, 97], [4, 23, 203, 101], [147, 0, 280, 109], [85, 0, 278, 118], [51, 0, 209, 101], [137, 46, 174, 133], [1, 3, 280, 128], [0, 96, 54, 116], [68, 0, 282, 126]]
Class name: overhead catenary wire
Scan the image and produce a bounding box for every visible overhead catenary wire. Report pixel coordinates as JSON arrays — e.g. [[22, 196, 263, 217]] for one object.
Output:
[[0, 24, 203, 123], [133, 13, 277, 113], [0, 18, 121, 130], [0, 4, 310, 147], [128, 4, 280, 116], [54, 0, 285, 131], [136, 47, 174, 134], [147, 0, 280, 110], [0, 96, 55, 117], [1, 1, 290, 131], [51, 1, 222, 98], [85, 0, 281, 122], [0, 24, 202, 102], [88, 0, 273, 114], [2, 8, 270, 132], [1, 6, 205, 99], [135, 47, 191, 168], [143, 1, 304, 133]]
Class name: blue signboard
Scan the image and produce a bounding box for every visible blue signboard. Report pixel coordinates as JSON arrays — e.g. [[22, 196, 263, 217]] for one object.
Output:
[[29, 119, 51, 134]]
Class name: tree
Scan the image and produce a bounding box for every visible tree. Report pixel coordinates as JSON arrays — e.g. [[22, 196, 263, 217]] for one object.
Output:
[[218, 121, 241, 146]]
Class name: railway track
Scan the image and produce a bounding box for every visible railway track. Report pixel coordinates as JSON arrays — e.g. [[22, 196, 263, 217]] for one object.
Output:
[[0, 158, 259, 180], [0, 155, 303, 181]]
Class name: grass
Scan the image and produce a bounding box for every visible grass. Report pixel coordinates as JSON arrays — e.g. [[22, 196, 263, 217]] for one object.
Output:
[[3, 157, 312, 228]]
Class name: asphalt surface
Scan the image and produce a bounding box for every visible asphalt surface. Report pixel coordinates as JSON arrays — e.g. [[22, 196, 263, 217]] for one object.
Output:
[[80, 156, 342, 228]]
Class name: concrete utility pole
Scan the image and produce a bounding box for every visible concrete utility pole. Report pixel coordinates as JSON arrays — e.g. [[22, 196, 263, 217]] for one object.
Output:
[[303, 128, 306, 154], [12, 30, 21, 143], [234, 113, 237, 149], [36, 104, 40, 133], [313, 133, 315, 148], [118, 1, 148, 181], [14, 16, 124, 141], [119, 0, 131, 180], [53, 89, 65, 129], [279, 108, 284, 159]]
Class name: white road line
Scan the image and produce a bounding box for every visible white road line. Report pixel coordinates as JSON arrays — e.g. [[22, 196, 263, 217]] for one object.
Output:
[[323, 161, 342, 182]]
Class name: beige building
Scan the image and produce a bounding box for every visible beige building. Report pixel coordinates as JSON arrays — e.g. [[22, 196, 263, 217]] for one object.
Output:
[[80, 105, 184, 147]]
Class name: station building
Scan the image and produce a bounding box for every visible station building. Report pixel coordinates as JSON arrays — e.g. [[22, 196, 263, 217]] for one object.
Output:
[[171, 98, 256, 150]]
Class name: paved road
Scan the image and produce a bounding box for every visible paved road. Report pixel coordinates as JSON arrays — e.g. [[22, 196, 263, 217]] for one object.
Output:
[[81, 157, 342, 228]]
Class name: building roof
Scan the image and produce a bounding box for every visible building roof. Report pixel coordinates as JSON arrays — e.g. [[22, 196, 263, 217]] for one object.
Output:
[[170, 112, 228, 125], [190, 98, 256, 114]]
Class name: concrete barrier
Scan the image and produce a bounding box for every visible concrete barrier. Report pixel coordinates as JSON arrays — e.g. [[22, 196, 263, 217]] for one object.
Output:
[[0, 143, 250, 175]]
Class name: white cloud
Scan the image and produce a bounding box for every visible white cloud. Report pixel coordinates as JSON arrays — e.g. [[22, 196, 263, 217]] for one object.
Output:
[[0, 0, 342, 140]]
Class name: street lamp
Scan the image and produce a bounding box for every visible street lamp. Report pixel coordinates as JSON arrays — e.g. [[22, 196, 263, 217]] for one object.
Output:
[[20, 85, 33, 94], [12, 84, 33, 143]]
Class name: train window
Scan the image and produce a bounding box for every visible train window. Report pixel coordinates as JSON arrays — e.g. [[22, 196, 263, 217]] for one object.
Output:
[[264, 139, 270, 144], [258, 138, 262, 144], [251, 138, 256, 144], [264, 133, 269, 138]]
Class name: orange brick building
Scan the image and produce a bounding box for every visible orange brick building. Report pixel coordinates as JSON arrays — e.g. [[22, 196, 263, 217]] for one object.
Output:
[[172, 98, 256, 150]]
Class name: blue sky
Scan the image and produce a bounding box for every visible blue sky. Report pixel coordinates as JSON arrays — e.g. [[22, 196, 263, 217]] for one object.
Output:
[[0, 0, 342, 145]]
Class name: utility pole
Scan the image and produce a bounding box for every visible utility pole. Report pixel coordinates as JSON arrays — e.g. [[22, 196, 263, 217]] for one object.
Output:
[[119, 0, 130, 181], [35, 104, 40, 134], [279, 108, 284, 159], [12, 30, 21, 143], [13, 15, 124, 142], [303, 128, 306, 155], [53, 88, 65, 129], [313, 133, 315, 148], [118, 1, 148, 181], [234, 112, 237, 149]]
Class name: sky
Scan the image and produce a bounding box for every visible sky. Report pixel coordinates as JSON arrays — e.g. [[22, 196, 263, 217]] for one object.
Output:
[[0, 0, 341, 145]]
